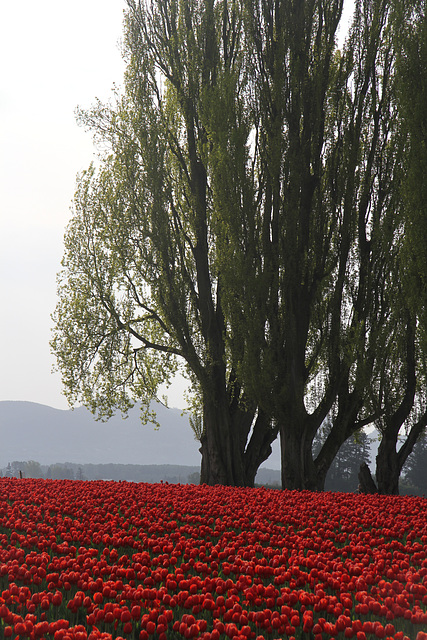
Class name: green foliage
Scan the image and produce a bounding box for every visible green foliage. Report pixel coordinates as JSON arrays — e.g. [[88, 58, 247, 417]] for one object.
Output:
[[51, 0, 278, 487], [52, 161, 182, 421], [362, 1, 427, 485], [51, 0, 427, 488], [52, 0, 235, 420], [395, 2, 427, 350]]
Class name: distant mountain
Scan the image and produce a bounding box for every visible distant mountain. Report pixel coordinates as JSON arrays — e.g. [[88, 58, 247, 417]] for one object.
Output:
[[0, 400, 282, 471], [3, 402, 382, 480], [0, 401, 201, 468]]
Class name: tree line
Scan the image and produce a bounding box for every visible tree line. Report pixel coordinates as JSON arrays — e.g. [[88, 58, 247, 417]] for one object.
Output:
[[4, 435, 427, 494], [51, 0, 427, 494], [1, 461, 198, 484]]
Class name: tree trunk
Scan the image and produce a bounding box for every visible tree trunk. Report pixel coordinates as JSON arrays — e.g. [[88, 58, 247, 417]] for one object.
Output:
[[199, 379, 243, 486], [243, 410, 279, 487], [315, 385, 375, 492], [359, 414, 427, 495], [396, 413, 427, 478], [372, 316, 418, 494], [358, 462, 378, 494], [280, 423, 319, 490], [375, 436, 401, 494], [199, 377, 277, 486]]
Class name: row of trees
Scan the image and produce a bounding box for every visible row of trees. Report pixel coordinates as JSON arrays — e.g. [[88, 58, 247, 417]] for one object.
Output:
[[2, 461, 84, 481], [51, 0, 427, 493], [1, 461, 197, 483], [4, 437, 427, 493]]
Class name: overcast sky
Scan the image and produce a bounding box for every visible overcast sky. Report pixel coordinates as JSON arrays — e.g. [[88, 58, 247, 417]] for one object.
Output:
[[1, 0, 127, 409], [0, 0, 353, 412]]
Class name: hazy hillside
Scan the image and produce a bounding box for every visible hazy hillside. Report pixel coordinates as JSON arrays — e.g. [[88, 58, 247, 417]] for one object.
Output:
[[0, 401, 201, 468], [0, 401, 282, 470], [1, 401, 379, 484]]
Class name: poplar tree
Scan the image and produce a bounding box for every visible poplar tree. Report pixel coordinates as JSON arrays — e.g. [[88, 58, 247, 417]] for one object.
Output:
[[357, 0, 427, 494], [217, 0, 409, 489], [52, 0, 425, 491], [52, 0, 277, 487]]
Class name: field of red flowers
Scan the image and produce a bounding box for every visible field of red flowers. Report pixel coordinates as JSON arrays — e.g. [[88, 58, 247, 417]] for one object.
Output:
[[0, 478, 426, 640]]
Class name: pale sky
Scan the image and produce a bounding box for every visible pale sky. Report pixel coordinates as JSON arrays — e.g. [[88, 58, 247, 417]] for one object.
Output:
[[1, 0, 128, 409], [0, 0, 353, 412]]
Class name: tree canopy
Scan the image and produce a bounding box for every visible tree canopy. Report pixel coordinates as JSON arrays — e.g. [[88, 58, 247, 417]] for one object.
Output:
[[52, 0, 427, 491], [359, 0, 427, 494], [52, 0, 278, 487]]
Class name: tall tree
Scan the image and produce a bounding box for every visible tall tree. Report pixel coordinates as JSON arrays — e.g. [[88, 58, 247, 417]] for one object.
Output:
[[52, 0, 423, 492], [51, 0, 277, 487], [356, 1, 427, 494], [360, 294, 427, 494], [216, 0, 405, 490]]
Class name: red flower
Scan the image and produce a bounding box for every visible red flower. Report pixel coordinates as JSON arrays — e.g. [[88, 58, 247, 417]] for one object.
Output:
[[1, 477, 427, 640], [145, 620, 156, 635]]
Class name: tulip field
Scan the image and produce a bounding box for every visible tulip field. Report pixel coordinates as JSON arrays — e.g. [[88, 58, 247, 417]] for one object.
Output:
[[0, 478, 426, 640]]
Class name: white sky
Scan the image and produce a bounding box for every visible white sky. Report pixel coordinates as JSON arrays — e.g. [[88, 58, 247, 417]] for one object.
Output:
[[0, 0, 128, 409], [0, 0, 353, 412]]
